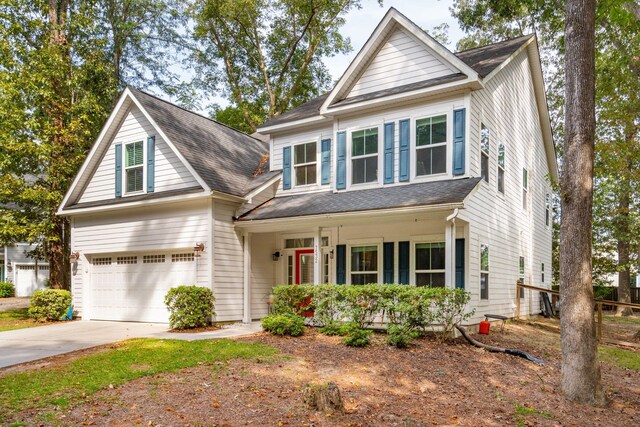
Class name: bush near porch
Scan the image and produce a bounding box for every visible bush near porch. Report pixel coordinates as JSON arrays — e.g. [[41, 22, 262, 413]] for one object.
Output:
[[270, 284, 473, 347], [28, 289, 71, 322], [164, 286, 215, 330]]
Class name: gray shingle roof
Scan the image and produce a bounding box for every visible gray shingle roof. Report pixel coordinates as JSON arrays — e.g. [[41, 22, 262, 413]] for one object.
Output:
[[130, 88, 269, 197], [238, 178, 481, 221], [259, 93, 329, 129], [65, 186, 204, 210]]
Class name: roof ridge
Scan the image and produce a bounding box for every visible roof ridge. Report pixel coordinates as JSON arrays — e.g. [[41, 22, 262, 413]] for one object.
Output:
[[454, 34, 534, 55], [127, 86, 266, 145]]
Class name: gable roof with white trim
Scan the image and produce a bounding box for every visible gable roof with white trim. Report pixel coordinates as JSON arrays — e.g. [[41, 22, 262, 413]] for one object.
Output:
[[59, 88, 271, 213]]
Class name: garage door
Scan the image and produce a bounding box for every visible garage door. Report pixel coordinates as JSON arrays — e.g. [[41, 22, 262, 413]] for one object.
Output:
[[15, 264, 49, 297], [90, 252, 198, 322]]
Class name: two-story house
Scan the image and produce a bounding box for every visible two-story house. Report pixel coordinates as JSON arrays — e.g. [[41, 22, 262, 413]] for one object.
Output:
[[58, 8, 556, 324]]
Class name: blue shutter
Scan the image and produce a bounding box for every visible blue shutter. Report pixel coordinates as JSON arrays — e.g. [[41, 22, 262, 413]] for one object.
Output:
[[455, 238, 465, 289], [282, 146, 291, 190], [453, 108, 466, 175], [321, 138, 331, 185], [383, 242, 394, 283], [336, 244, 346, 285], [336, 131, 347, 190], [115, 143, 122, 197], [146, 136, 155, 193], [399, 119, 410, 182], [398, 241, 409, 284], [383, 123, 395, 184]]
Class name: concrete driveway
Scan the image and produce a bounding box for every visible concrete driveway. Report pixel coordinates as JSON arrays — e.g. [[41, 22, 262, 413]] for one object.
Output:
[[0, 320, 262, 369]]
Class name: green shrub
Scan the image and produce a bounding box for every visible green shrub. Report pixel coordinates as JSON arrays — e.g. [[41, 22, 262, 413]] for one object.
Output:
[[0, 281, 14, 298], [431, 288, 475, 342], [386, 324, 419, 348], [164, 285, 215, 330], [319, 321, 350, 336], [261, 313, 305, 336], [28, 289, 72, 322], [272, 284, 315, 316], [342, 324, 371, 347]]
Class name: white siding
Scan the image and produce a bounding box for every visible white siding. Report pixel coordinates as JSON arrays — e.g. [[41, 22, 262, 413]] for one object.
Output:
[[79, 105, 199, 204], [250, 232, 277, 319], [463, 49, 553, 319], [348, 28, 457, 98], [237, 181, 278, 217], [213, 201, 245, 321], [70, 200, 210, 317]]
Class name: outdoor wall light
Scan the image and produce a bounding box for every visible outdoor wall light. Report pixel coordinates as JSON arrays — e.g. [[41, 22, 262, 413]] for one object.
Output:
[[330, 249, 334, 259], [193, 242, 205, 257], [272, 251, 282, 261], [69, 251, 80, 263]]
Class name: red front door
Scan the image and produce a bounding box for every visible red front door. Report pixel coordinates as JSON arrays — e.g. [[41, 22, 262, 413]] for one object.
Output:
[[295, 249, 314, 284]]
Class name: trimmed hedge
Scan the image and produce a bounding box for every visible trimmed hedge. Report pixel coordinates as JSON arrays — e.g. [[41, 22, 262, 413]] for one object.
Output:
[[261, 313, 305, 336], [271, 284, 474, 346], [0, 281, 14, 298], [164, 285, 215, 330], [29, 289, 72, 322]]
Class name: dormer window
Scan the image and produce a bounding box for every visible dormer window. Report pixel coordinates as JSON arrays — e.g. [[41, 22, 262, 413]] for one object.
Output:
[[125, 141, 144, 193], [294, 141, 317, 186], [351, 127, 378, 184], [416, 115, 447, 176]]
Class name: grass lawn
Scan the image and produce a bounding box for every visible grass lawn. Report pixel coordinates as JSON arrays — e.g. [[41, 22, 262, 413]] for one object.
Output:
[[0, 338, 279, 425], [599, 345, 640, 370], [604, 315, 640, 325], [0, 308, 40, 332]]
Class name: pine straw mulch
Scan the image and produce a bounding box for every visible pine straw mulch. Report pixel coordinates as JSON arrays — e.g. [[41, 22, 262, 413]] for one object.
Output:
[[38, 321, 639, 427]]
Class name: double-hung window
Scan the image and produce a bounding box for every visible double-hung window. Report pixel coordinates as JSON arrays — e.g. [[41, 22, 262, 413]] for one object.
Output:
[[480, 124, 489, 183], [415, 242, 445, 287], [519, 256, 525, 298], [294, 141, 317, 186], [545, 193, 551, 226], [351, 127, 378, 184], [541, 263, 545, 283], [416, 115, 447, 176], [350, 245, 378, 285], [522, 168, 528, 210], [497, 143, 505, 194], [480, 244, 489, 299], [125, 141, 144, 193]]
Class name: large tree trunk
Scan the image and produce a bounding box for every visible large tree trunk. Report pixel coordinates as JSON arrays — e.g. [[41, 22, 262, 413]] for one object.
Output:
[[560, 0, 606, 405], [616, 180, 633, 316]]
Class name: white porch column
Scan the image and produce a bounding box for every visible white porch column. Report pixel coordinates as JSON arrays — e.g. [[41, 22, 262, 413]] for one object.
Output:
[[445, 209, 459, 288], [313, 227, 322, 285], [243, 231, 252, 323]]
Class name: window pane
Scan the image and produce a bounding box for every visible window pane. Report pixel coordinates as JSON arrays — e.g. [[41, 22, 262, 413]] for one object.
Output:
[[416, 242, 445, 270], [498, 168, 504, 193], [481, 273, 489, 299], [416, 145, 446, 176], [294, 142, 316, 165], [352, 157, 377, 184], [126, 167, 143, 192], [364, 129, 378, 155], [480, 245, 489, 271], [431, 115, 447, 144], [416, 118, 430, 147], [125, 141, 143, 167], [519, 256, 525, 276], [351, 246, 377, 272], [416, 244, 430, 270], [480, 124, 489, 154], [352, 128, 377, 156], [295, 164, 316, 186], [430, 243, 445, 270], [306, 142, 317, 163], [294, 144, 305, 164], [416, 272, 445, 287], [351, 273, 378, 285], [498, 144, 505, 168], [481, 153, 489, 182], [522, 168, 528, 189]]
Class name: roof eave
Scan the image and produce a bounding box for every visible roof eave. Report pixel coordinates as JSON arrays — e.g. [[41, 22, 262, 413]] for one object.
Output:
[[256, 115, 330, 134]]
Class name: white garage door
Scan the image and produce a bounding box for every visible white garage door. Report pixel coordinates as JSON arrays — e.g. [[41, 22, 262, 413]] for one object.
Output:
[[90, 252, 198, 323], [15, 264, 49, 297]]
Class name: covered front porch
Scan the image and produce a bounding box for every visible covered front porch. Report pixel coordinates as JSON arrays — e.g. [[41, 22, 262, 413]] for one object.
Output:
[[236, 207, 468, 322]]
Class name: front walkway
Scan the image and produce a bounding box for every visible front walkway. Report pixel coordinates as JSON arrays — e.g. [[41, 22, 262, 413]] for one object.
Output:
[[0, 320, 262, 368]]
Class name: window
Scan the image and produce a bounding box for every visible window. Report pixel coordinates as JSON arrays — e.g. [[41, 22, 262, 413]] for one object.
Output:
[[171, 253, 194, 262], [541, 263, 545, 283], [545, 193, 551, 226], [284, 237, 328, 248], [287, 255, 293, 285], [480, 244, 489, 299], [117, 256, 137, 264], [351, 245, 378, 285], [125, 141, 144, 193], [522, 168, 528, 210], [415, 242, 445, 287], [323, 253, 330, 284], [93, 257, 112, 265], [497, 143, 505, 194], [416, 115, 447, 176], [351, 128, 378, 184], [143, 255, 165, 264], [294, 142, 317, 186], [519, 256, 525, 298], [480, 123, 489, 183]]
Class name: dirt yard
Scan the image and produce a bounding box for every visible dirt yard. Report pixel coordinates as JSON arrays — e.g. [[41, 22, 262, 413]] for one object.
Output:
[[24, 319, 636, 427]]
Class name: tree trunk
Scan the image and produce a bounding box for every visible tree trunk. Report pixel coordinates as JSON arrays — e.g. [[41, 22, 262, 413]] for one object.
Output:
[[560, 0, 606, 405], [616, 183, 633, 316]]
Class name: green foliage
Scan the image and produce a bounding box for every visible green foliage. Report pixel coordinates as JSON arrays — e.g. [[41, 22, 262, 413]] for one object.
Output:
[[28, 289, 71, 322], [431, 288, 475, 342], [318, 321, 350, 336], [0, 282, 15, 298], [261, 313, 305, 336], [386, 325, 419, 349], [272, 284, 315, 316], [0, 338, 278, 424], [163, 286, 215, 330], [342, 323, 371, 347]]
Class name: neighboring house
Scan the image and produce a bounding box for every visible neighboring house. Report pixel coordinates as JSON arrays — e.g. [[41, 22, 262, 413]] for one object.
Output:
[[58, 8, 556, 324], [1, 244, 49, 296]]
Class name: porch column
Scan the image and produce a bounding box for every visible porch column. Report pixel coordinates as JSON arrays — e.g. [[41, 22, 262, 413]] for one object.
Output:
[[313, 227, 322, 285], [243, 231, 251, 323], [445, 210, 459, 288]]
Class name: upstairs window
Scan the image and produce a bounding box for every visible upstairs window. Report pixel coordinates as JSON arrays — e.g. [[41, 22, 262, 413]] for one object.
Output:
[[125, 141, 144, 193], [545, 193, 551, 226], [497, 143, 505, 194], [415, 242, 445, 287], [294, 141, 317, 186], [541, 263, 545, 283], [480, 244, 489, 299], [480, 124, 489, 183], [351, 245, 378, 285], [519, 256, 525, 298], [351, 128, 378, 184], [522, 168, 528, 210], [416, 115, 447, 176]]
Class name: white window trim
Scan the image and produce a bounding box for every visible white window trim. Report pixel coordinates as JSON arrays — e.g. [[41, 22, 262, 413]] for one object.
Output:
[[411, 111, 451, 181], [346, 124, 383, 190], [347, 239, 382, 285], [123, 139, 146, 196], [480, 243, 489, 301], [410, 235, 445, 286], [292, 139, 319, 188]]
